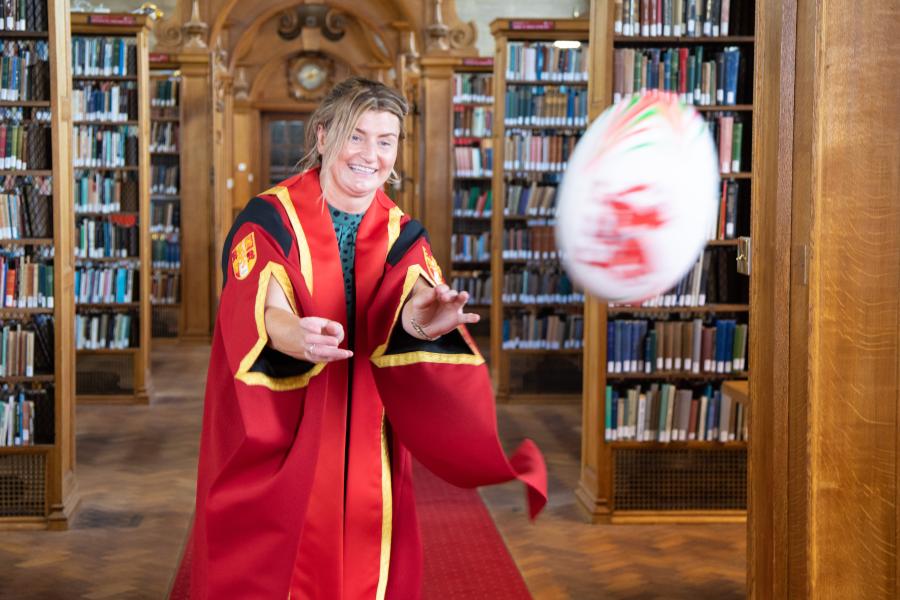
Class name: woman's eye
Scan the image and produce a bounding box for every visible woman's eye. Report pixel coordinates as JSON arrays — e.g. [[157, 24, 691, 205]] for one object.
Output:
[[351, 135, 362, 143], [379, 140, 393, 148]]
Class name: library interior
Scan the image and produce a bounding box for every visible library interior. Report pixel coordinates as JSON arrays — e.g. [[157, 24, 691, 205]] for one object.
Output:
[[0, 0, 897, 598]]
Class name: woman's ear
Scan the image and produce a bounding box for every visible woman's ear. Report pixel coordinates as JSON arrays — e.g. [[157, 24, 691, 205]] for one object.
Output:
[[316, 125, 326, 154]]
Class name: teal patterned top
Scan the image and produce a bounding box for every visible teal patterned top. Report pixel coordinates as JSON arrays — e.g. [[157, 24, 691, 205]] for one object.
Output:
[[328, 204, 364, 347]]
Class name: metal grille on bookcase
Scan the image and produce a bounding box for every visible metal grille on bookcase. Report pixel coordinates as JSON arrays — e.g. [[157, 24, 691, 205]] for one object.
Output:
[[0, 453, 46, 517], [152, 305, 178, 337], [76, 354, 135, 395], [614, 448, 746, 511]]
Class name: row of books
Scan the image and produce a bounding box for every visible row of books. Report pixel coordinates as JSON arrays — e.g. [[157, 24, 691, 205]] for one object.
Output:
[[151, 77, 179, 107], [150, 271, 179, 304], [75, 266, 135, 305], [0, 391, 34, 446], [613, 46, 743, 106], [453, 105, 492, 138], [73, 125, 138, 168], [505, 42, 589, 83], [0, 186, 51, 239], [614, 0, 739, 38], [151, 164, 179, 195], [72, 82, 138, 123], [151, 232, 180, 268], [451, 232, 490, 263], [0, 0, 48, 32], [607, 318, 748, 374], [504, 85, 589, 127], [605, 383, 747, 443], [502, 266, 583, 305], [503, 132, 579, 172], [608, 246, 747, 307], [72, 36, 137, 77], [706, 113, 744, 173], [0, 40, 48, 101], [453, 72, 493, 104], [453, 146, 493, 178], [504, 182, 557, 217], [74, 171, 138, 214], [450, 273, 491, 306], [502, 225, 557, 260], [75, 217, 139, 259], [502, 312, 584, 350], [0, 322, 35, 376], [0, 122, 50, 169], [711, 179, 740, 240], [149, 121, 178, 153], [150, 203, 179, 233], [75, 311, 136, 350], [452, 185, 492, 217], [0, 251, 52, 308], [0, 105, 48, 122]]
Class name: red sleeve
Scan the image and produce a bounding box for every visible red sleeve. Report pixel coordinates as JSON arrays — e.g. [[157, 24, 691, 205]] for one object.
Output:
[[368, 231, 547, 519]]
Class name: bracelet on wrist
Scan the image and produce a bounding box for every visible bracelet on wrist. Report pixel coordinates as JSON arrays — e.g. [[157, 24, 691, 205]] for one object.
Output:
[[409, 317, 440, 341]]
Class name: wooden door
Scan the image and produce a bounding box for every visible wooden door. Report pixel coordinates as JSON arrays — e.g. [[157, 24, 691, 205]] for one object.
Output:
[[261, 113, 309, 187]]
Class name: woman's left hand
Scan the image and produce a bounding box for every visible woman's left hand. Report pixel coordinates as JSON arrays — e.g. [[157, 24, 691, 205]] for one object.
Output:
[[402, 280, 480, 341]]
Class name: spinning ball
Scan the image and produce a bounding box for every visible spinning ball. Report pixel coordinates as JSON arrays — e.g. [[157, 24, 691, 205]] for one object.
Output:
[[556, 92, 720, 303]]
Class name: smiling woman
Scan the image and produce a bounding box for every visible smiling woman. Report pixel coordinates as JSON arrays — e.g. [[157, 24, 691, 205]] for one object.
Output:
[[179, 77, 547, 599]]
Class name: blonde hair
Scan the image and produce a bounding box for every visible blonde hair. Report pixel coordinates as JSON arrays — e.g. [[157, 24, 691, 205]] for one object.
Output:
[[297, 76, 409, 199]]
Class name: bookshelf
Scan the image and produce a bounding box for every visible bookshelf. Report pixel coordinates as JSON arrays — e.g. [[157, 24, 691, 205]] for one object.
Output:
[[149, 54, 180, 338], [489, 19, 590, 403], [576, 0, 756, 524], [70, 13, 150, 405], [450, 57, 494, 346], [0, 0, 79, 530]]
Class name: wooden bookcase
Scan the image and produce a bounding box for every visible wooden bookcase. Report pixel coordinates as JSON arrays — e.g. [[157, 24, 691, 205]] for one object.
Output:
[[577, 0, 756, 524], [70, 13, 150, 404], [0, 0, 79, 529], [450, 57, 494, 347], [489, 19, 590, 403], [148, 53, 181, 338]]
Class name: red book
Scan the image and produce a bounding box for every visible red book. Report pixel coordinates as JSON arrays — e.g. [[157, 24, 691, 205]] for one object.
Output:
[[688, 398, 700, 440]]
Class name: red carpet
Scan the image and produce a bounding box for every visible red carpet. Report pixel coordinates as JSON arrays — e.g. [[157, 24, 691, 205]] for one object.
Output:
[[169, 462, 530, 599], [414, 459, 532, 600]]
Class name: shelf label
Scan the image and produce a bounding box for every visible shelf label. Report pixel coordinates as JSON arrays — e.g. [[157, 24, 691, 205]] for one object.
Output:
[[462, 57, 493, 67], [149, 53, 171, 63], [510, 20, 555, 31], [89, 14, 137, 26]]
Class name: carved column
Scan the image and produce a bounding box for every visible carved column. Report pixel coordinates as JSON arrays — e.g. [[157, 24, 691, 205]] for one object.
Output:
[[178, 51, 214, 338], [419, 57, 456, 273]]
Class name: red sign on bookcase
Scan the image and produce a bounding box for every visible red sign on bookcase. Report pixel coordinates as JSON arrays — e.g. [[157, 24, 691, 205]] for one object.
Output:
[[463, 57, 494, 67], [89, 14, 137, 26], [510, 20, 555, 31], [149, 53, 172, 63]]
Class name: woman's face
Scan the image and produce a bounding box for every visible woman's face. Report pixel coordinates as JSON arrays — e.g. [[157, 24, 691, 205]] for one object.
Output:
[[319, 109, 400, 202]]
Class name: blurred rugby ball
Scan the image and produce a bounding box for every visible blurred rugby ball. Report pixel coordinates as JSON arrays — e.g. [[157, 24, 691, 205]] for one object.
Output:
[[556, 92, 720, 303]]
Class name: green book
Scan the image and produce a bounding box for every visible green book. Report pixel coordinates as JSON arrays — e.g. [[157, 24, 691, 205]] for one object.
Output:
[[605, 386, 613, 441], [731, 121, 743, 172]]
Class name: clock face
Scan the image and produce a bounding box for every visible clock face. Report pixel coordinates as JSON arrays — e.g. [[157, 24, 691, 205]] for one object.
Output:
[[298, 62, 327, 91]]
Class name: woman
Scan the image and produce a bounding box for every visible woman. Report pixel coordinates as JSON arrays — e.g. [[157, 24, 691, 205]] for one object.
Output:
[[185, 77, 546, 599]]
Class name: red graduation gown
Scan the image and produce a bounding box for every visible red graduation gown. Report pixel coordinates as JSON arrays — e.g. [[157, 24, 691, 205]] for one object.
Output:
[[182, 168, 546, 599]]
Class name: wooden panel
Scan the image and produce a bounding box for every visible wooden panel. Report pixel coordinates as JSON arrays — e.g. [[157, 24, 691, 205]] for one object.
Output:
[[748, 0, 797, 595], [178, 54, 214, 339], [47, 0, 78, 530], [806, 0, 900, 595]]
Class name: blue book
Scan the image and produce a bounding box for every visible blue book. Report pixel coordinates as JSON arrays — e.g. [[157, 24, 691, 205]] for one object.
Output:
[[707, 391, 719, 441], [535, 44, 544, 81], [725, 48, 740, 105], [725, 320, 736, 371], [613, 320, 623, 373], [607, 322, 615, 372]]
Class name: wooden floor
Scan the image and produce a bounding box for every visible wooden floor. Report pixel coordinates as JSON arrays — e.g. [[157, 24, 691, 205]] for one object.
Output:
[[0, 341, 745, 599]]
